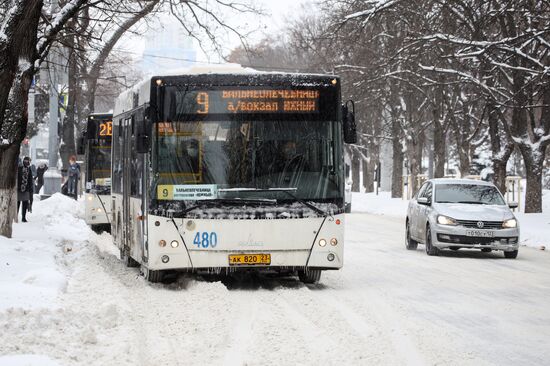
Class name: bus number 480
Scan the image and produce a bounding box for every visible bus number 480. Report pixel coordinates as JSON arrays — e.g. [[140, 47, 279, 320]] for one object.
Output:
[[193, 232, 218, 248]]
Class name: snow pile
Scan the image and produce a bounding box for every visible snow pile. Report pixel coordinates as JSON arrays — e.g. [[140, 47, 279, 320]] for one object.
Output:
[[0, 354, 62, 366], [351, 190, 550, 249], [351, 191, 409, 217], [0, 194, 87, 310]]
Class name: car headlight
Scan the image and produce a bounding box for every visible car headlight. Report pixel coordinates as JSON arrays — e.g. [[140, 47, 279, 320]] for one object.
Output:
[[437, 215, 457, 226], [502, 218, 517, 228]]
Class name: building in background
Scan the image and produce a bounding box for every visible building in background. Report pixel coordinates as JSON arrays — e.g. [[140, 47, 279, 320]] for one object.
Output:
[[140, 20, 196, 73]]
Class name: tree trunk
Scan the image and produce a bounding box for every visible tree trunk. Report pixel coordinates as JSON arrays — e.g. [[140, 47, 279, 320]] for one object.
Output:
[[407, 134, 424, 196], [487, 104, 513, 194], [519, 145, 546, 213], [391, 119, 403, 198], [351, 149, 361, 192], [0, 144, 20, 237], [433, 110, 446, 178], [60, 33, 78, 171], [363, 158, 374, 193]]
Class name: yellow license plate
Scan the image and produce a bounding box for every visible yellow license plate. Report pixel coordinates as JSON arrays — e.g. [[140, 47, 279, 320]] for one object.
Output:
[[228, 253, 271, 266]]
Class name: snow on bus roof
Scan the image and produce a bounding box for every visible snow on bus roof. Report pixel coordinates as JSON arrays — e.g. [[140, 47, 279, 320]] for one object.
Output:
[[114, 63, 337, 117]]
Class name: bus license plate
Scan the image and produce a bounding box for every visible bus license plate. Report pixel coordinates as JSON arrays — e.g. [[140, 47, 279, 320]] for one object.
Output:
[[229, 254, 271, 266]]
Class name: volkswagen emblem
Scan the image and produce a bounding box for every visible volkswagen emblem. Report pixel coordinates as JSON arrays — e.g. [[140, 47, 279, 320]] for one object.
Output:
[[477, 221, 485, 229]]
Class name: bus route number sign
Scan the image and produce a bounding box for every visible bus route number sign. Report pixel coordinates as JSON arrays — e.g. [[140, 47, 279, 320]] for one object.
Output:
[[99, 121, 112, 137], [176, 89, 321, 115]]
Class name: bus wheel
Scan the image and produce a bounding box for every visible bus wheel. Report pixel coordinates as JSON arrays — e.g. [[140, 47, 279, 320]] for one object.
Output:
[[142, 266, 164, 283], [120, 247, 139, 268], [298, 269, 322, 284]]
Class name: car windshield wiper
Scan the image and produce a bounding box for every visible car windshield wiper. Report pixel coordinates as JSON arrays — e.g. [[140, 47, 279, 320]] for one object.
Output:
[[218, 187, 328, 216], [182, 197, 277, 215], [456, 201, 486, 205]]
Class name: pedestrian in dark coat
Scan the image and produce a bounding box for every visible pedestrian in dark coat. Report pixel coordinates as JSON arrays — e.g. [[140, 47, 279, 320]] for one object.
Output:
[[17, 156, 34, 222], [35, 162, 48, 194], [67, 155, 80, 200]]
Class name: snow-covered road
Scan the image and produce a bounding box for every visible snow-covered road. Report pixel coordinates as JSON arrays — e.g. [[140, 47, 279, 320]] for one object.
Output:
[[2, 202, 550, 366]]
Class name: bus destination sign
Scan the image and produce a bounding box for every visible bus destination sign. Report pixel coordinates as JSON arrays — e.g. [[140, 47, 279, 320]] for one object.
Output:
[[174, 89, 320, 115]]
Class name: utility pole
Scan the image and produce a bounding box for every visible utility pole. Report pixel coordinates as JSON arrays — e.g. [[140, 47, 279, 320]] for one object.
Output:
[[43, 0, 62, 197]]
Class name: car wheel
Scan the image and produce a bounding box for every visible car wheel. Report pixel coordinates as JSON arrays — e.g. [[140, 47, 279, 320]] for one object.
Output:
[[481, 248, 492, 253], [425, 224, 440, 256], [405, 221, 418, 250], [504, 250, 518, 259]]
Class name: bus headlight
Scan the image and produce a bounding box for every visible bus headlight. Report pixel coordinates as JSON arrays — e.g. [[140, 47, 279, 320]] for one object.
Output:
[[161, 255, 170, 263], [159, 240, 166, 247], [170, 240, 179, 248], [319, 239, 327, 247], [330, 238, 338, 246], [87, 196, 93, 201], [502, 219, 517, 228], [327, 253, 335, 261]]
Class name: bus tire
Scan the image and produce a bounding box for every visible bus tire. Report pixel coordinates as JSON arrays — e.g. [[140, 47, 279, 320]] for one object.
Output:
[[298, 269, 322, 284], [142, 266, 164, 283], [120, 247, 140, 268], [504, 250, 518, 259]]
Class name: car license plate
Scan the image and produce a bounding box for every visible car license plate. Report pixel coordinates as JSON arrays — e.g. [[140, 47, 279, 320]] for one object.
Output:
[[466, 230, 494, 238], [229, 253, 271, 266]]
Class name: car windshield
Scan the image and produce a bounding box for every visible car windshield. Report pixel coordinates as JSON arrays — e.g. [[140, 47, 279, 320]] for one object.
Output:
[[151, 119, 342, 202], [435, 184, 505, 205]]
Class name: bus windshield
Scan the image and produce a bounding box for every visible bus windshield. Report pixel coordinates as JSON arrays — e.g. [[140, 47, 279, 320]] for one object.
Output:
[[88, 139, 111, 182], [152, 119, 342, 202]]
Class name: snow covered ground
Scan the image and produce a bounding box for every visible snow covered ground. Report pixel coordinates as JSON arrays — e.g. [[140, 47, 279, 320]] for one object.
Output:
[[352, 189, 550, 250], [1, 193, 550, 365]]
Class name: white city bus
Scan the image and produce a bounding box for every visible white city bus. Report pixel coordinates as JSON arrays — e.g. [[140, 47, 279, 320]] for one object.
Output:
[[78, 113, 113, 232], [111, 66, 356, 283]]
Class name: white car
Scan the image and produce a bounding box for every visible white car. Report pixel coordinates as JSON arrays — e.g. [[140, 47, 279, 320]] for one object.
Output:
[[405, 179, 520, 258]]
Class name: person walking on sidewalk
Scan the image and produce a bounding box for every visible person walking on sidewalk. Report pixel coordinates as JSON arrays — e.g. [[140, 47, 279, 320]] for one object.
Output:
[[67, 155, 80, 200], [17, 156, 34, 222]]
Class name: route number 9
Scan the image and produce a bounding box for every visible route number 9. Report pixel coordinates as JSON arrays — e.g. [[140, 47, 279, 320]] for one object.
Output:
[[196, 92, 209, 114], [162, 188, 169, 198]]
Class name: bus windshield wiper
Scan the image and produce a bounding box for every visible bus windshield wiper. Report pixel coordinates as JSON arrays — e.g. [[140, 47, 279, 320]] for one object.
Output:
[[181, 197, 277, 216], [219, 187, 328, 217]]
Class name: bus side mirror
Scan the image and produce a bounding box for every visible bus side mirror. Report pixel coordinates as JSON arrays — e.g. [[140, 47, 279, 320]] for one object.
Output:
[[342, 100, 357, 144], [77, 136, 85, 155], [86, 124, 97, 139], [136, 117, 150, 154]]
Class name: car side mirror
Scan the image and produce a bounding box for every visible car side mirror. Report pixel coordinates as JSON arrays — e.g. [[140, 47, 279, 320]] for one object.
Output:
[[508, 202, 518, 209], [417, 197, 430, 205], [342, 100, 357, 144]]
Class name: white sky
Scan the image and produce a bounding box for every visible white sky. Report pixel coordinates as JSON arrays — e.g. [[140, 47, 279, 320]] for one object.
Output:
[[119, 0, 315, 67]]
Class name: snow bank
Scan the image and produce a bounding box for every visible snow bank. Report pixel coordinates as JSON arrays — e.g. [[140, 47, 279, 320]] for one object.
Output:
[[0, 194, 89, 311], [351, 190, 550, 250], [0, 354, 62, 366], [351, 191, 408, 217]]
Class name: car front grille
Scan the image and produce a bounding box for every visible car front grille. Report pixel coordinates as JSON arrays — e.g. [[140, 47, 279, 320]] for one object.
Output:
[[455, 220, 504, 229]]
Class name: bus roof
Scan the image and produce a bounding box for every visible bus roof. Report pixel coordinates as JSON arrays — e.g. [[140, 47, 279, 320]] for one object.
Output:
[[114, 63, 338, 117]]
